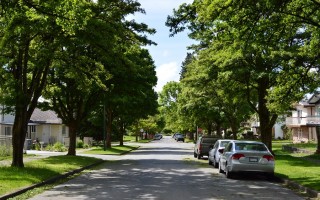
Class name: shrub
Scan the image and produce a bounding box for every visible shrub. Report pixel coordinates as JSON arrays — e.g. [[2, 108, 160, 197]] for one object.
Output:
[[0, 145, 12, 156], [45, 144, 54, 151], [83, 144, 90, 149], [53, 142, 67, 152], [76, 140, 84, 148]]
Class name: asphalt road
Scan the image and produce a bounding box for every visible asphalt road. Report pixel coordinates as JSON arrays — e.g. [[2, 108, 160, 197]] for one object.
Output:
[[29, 136, 305, 200]]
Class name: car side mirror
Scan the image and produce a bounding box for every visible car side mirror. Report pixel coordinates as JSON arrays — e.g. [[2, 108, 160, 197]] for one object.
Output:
[[218, 149, 224, 154]]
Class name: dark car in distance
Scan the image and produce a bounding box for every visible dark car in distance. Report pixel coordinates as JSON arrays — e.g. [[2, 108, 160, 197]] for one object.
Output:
[[174, 133, 185, 142]]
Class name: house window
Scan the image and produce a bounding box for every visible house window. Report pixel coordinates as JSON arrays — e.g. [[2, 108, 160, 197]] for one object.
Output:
[[29, 125, 36, 133], [316, 106, 320, 117], [5, 126, 12, 136], [62, 125, 66, 135]]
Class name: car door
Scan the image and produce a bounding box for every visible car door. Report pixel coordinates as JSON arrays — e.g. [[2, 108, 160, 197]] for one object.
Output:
[[211, 141, 219, 161], [209, 141, 217, 161], [220, 142, 233, 170]]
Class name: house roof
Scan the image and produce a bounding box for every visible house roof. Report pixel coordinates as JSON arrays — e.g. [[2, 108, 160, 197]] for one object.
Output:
[[308, 91, 320, 104], [30, 108, 62, 124]]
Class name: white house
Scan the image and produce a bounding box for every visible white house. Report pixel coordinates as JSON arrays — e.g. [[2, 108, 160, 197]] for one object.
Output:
[[0, 108, 69, 147], [285, 93, 319, 143]]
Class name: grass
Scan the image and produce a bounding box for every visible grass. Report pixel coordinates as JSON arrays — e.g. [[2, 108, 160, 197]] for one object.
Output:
[[272, 140, 320, 191], [0, 155, 102, 196], [82, 145, 139, 155]]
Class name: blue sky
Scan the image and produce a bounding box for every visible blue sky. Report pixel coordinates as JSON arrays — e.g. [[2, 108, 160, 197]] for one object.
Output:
[[133, 0, 194, 92]]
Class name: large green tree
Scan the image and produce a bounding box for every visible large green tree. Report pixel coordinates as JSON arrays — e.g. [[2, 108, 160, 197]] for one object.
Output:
[[0, 1, 88, 167], [166, 0, 319, 150]]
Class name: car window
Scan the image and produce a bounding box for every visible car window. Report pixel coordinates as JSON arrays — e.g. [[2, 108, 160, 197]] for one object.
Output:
[[235, 143, 268, 151], [213, 141, 218, 148], [225, 143, 232, 152], [220, 141, 230, 147], [202, 138, 217, 144]]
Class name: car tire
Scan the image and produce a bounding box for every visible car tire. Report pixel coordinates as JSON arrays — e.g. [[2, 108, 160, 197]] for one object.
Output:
[[225, 166, 233, 179], [218, 162, 223, 173], [194, 152, 197, 158], [213, 158, 218, 168], [197, 154, 201, 159], [208, 159, 213, 165]]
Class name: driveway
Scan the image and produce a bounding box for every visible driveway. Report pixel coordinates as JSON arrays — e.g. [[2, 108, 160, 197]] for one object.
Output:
[[29, 136, 305, 200]]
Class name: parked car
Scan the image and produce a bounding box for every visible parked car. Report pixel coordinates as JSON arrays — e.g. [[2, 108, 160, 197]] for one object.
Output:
[[208, 139, 234, 168], [194, 136, 219, 159], [219, 140, 275, 178], [175, 133, 185, 142], [154, 133, 163, 140]]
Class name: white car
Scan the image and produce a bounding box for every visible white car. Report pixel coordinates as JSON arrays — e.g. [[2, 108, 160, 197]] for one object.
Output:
[[208, 139, 234, 168], [219, 140, 275, 179]]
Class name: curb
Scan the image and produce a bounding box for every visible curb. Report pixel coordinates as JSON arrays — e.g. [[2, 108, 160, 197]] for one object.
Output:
[[0, 160, 105, 200], [278, 177, 320, 198]]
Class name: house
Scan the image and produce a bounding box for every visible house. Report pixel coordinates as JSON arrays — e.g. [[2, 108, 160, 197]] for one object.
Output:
[[250, 117, 284, 139], [0, 108, 69, 148], [285, 92, 320, 143]]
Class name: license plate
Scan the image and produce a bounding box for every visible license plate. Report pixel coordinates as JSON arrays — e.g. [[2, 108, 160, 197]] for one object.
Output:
[[249, 157, 258, 162]]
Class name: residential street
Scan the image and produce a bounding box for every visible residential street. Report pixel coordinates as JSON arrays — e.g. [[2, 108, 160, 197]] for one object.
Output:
[[29, 136, 305, 200]]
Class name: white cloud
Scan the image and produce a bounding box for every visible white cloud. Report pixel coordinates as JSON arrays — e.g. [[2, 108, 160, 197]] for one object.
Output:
[[155, 62, 181, 92]]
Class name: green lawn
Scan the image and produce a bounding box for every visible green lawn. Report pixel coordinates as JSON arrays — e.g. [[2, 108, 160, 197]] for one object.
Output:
[[272, 140, 320, 191], [0, 156, 102, 196]]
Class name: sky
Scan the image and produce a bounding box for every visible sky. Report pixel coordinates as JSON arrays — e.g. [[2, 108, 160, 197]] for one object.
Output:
[[132, 0, 194, 92]]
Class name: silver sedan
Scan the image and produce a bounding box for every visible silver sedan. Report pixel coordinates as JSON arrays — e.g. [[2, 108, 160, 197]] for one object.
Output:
[[208, 139, 234, 168], [219, 140, 275, 178]]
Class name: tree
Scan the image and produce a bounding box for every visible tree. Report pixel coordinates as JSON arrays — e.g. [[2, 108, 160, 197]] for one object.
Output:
[[103, 46, 158, 147], [158, 81, 183, 133], [166, 0, 319, 151], [0, 1, 84, 167]]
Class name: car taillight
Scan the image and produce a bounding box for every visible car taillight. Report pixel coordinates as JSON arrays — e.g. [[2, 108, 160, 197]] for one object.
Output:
[[263, 155, 274, 161], [232, 153, 245, 160]]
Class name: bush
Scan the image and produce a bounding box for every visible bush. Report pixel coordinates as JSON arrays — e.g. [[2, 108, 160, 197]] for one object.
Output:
[[45, 144, 54, 151], [53, 142, 67, 152], [76, 140, 84, 148], [83, 144, 90, 149], [0, 145, 12, 157]]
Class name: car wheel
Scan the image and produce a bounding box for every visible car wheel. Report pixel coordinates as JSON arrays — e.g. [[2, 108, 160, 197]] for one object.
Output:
[[194, 152, 197, 158], [197, 154, 201, 159], [208, 159, 213, 165], [218, 162, 223, 173], [225, 166, 233, 179], [213, 158, 218, 168]]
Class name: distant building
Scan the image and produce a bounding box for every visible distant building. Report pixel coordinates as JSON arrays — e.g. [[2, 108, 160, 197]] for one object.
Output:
[[285, 92, 320, 143]]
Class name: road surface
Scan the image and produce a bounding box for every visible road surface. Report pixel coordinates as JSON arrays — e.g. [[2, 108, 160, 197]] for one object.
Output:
[[29, 136, 305, 200]]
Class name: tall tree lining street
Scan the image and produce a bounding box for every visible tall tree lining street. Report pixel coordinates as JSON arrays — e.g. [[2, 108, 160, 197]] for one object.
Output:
[[29, 137, 305, 200]]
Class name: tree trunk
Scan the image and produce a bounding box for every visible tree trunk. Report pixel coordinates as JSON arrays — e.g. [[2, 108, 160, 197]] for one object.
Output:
[[67, 121, 77, 156], [119, 122, 124, 146], [257, 78, 277, 151], [316, 126, 320, 154], [11, 109, 28, 167], [207, 123, 212, 135], [215, 122, 221, 137], [106, 109, 112, 148]]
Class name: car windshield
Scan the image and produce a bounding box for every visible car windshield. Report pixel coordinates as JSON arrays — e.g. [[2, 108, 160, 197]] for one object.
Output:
[[202, 138, 217, 144], [235, 143, 267, 151]]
